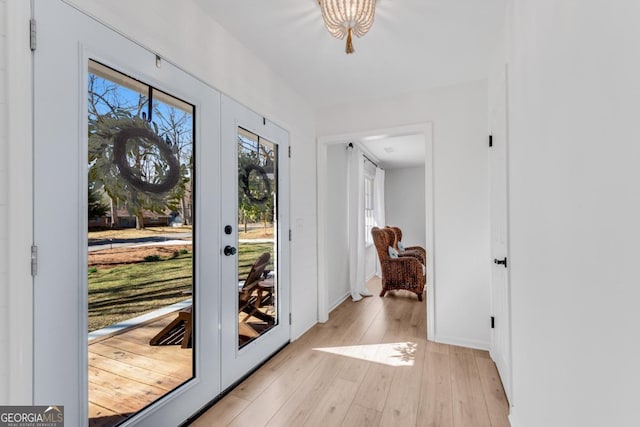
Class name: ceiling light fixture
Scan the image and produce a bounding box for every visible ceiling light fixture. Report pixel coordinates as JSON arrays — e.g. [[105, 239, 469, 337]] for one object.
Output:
[[318, 0, 376, 54]]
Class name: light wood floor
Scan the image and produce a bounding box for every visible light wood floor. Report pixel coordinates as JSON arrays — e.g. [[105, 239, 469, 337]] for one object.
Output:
[[191, 277, 510, 427]]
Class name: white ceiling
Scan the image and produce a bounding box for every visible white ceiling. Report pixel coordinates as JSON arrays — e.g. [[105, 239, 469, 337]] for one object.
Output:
[[194, 0, 506, 109], [194, 0, 505, 167], [361, 134, 426, 169]]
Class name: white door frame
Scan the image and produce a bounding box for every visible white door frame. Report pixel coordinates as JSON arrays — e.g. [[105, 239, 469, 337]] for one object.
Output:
[[6, 0, 34, 403], [317, 123, 435, 339], [489, 63, 513, 404]]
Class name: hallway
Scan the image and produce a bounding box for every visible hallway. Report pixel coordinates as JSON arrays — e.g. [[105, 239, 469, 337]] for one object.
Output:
[[191, 277, 510, 426]]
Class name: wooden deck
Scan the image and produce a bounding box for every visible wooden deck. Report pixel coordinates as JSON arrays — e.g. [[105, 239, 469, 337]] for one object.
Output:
[[88, 313, 193, 427], [87, 304, 275, 426]]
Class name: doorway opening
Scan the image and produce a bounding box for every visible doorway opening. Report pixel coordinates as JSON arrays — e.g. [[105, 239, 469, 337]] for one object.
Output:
[[317, 123, 435, 339]]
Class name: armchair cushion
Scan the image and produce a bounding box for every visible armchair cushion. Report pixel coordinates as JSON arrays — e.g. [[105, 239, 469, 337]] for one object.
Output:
[[388, 246, 399, 258]]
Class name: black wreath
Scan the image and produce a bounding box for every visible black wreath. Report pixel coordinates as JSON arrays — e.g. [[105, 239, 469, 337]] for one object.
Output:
[[113, 126, 180, 194], [241, 163, 271, 204]]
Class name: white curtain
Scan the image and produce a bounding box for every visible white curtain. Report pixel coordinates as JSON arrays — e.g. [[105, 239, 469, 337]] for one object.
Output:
[[372, 167, 386, 277], [347, 145, 371, 301]]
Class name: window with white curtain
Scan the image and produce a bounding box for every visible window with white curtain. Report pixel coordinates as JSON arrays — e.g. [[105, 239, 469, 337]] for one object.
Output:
[[364, 175, 374, 245]]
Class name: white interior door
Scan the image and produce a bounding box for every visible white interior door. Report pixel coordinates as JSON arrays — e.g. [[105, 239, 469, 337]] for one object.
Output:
[[489, 64, 512, 403], [33, 1, 220, 425], [220, 95, 290, 389]]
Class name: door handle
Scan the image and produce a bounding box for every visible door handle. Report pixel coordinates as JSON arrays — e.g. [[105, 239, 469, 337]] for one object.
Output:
[[494, 257, 507, 268], [224, 245, 237, 256]]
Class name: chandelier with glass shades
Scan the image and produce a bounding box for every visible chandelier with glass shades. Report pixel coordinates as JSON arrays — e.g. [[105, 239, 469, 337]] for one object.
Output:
[[318, 0, 376, 54]]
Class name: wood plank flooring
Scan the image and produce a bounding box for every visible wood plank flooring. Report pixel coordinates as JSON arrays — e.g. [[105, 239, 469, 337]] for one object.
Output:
[[191, 277, 510, 427], [88, 313, 193, 427]]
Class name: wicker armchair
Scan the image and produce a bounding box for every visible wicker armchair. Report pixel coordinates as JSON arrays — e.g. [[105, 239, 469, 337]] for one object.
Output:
[[371, 227, 425, 301], [387, 226, 427, 265]]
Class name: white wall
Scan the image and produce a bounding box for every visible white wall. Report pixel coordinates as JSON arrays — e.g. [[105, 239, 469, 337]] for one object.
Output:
[[385, 167, 426, 248], [325, 144, 350, 309], [506, 1, 640, 426], [317, 80, 491, 349]]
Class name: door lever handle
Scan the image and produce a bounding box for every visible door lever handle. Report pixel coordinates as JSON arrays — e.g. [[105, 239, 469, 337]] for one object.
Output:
[[224, 245, 237, 256], [494, 257, 508, 268]]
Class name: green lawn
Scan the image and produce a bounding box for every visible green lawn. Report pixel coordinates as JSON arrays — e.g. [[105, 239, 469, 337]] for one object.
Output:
[[88, 242, 274, 332], [238, 242, 275, 274]]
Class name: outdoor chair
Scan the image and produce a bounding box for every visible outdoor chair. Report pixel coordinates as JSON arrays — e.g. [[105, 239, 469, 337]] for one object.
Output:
[[149, 306, 192, 349], [238, 252, 273, 324], [372, 227, 425, 301], [150, 252, 273, 348]]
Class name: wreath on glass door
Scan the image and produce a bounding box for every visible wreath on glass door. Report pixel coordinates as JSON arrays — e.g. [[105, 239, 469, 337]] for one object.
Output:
[[240, 163, 271, 204], [113, 126, 180, 194]]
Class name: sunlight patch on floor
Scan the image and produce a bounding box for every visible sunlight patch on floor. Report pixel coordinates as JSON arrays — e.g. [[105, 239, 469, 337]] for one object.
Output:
[[313, 342, 417, 367]]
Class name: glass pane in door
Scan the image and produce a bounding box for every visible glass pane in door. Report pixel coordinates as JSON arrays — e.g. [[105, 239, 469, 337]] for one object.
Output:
[[237, 127, 278, 348], [87, 60, 195, 426]]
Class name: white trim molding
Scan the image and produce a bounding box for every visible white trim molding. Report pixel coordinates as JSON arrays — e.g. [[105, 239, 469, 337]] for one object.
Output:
[[434, 334, 490, 352], [6, 0, 34, 405]]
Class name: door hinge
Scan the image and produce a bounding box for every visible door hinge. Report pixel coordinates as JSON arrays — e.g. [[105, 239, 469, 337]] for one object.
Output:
[[289, 313, 292, 325], [29, 18, 37, 51], [288, 146, 291, 158], [491, 316, 495, 329], [489, 134, 493, 147], [289, 229, 292, 241], [263, 117, 266, 126], [31, 245, 38, 276]]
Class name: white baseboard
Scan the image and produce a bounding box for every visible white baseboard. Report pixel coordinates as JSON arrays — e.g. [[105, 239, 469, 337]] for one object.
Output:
[[329, 292, 351, 313], [291, 319, 318, 341], [489, 349, 513, 403], [433, 334, 490, 351], [292, 290, 352, 341], [508, 407, 521, 427]]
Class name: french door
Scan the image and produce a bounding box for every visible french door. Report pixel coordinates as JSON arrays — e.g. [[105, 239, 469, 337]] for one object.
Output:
[[33, 1, 220, 425], [220, 96, 291, 389], [34, 2, 291, 425]]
